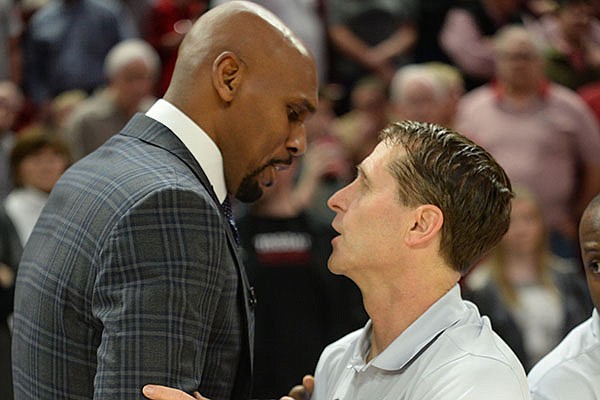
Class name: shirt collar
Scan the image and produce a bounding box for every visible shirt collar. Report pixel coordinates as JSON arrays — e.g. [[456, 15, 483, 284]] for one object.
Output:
[[592, 308, 599, 339], [352, 284, 466, 371], [145, 99, 227, 203]]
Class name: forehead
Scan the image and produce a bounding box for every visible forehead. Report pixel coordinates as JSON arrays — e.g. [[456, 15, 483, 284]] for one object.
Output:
[[361, 141, 403, 177], [581, 206, 600, 236]]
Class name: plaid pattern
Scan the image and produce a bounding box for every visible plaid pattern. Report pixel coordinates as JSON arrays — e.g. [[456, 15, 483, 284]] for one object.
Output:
[[12, 114, 254, 400]]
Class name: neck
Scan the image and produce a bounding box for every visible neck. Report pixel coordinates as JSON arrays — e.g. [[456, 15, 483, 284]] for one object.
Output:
[[361, 264, 459, 360]]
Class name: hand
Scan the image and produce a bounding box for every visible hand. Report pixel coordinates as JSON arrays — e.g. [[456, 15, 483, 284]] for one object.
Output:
[[280, 375, 314, 400], [0, 263, 14, 288], [142, 385, 208, 400]]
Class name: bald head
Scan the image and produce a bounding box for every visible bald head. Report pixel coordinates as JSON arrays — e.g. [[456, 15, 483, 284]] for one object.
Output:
[[166, 1, 313, 101], [163, 1, 318, 202]]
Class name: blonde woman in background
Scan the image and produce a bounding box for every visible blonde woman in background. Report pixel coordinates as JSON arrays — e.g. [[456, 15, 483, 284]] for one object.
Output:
[[464, 185, 592, 371]]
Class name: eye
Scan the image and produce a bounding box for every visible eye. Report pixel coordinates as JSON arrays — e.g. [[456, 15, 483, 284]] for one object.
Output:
[[287, 107, 301, 123], [589, 261, 600, 274]]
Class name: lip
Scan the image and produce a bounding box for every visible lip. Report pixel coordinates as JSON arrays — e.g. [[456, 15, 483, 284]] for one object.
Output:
[[274, 163, 291, 172]]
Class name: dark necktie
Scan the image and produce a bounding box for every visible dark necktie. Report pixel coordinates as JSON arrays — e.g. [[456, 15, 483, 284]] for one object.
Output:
[[221, 196, 240, 246]]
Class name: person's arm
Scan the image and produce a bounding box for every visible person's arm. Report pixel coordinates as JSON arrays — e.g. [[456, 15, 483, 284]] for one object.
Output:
[[93, 189, 231, 397], [439, 8, 496, 79]]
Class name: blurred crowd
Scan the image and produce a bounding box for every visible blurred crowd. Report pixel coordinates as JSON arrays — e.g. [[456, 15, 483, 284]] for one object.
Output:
[[1, 0, 600, 398]]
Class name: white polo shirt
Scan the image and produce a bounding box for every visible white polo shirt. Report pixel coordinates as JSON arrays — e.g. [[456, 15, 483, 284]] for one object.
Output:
[[528, 309, 600, 400], [313, 285, 531, 400]]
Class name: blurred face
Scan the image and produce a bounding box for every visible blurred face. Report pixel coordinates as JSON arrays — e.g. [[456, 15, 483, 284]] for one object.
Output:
[[18, 146, 69, 193], [501, 196, 545, 255], [230, 52, 318, 203], [327, 141, 412, 280], [560, 2, 593, 41], [580, 205, 600, 311], [111, 59, 155, 112], [496, 40, 543, 92], [395, 80, 442, 124], [0, 91, 21, 132]]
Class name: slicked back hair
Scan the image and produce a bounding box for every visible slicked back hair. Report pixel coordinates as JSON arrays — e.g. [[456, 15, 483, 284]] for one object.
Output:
[[379, 120, 513, 275]]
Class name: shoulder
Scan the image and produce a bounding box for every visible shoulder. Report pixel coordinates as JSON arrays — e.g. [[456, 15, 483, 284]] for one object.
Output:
[[528, 316, 600, 399], [414, 305, 530, 398]]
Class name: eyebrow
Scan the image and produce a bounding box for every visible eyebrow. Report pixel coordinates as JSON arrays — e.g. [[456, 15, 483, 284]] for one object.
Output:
[[356, 165, 370, 185], [297, 99, 316, 114]]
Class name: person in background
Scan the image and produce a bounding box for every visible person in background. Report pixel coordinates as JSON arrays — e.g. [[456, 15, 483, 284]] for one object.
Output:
[[527, 192, 600, 399], [11, 2, 318, 399], [464, 186, 591, 371], [0, 0, 23, 84], [5, 129, 71, 246], [423, 62, 465, 129], [389, 63, 447, 125], [332, 76, 390, 167], [455, 25, 600, 259], [325, 0, 418, 114], [0, 129, 70, 400], [237, 158, 365, 399], [23, 0, 130, 113], [145, 0, 208, 96], [0, 80, 24, 198], [539, 0, 600, 90], [65, 39, 160, 161]]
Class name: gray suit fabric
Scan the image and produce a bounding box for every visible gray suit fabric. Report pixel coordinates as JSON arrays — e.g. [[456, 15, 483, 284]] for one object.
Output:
[[12, 114, 254, 400]]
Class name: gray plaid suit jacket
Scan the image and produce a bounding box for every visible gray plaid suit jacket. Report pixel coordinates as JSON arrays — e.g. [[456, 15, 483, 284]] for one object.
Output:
[[12, 114, 255, 400]]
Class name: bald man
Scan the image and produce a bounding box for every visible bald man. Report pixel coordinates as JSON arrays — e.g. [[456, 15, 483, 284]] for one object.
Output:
[[11, 2, 318, 400]]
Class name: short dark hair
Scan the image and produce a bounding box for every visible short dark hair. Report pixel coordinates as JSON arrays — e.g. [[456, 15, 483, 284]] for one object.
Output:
[[10, 129, 71, 187], [379, 120, 513, 275]]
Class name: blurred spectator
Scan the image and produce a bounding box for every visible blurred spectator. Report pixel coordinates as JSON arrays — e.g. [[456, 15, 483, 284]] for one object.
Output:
[[424, 62, 466, 128], [413, 0, 454, 64], [302, 85, 353, 225], [0, 0, 23, 84], [237, 160, 366, 399], [326, 0, 418, 114], [332, 76, 390, 167], [439, 0, 527, 90], [389, 63, 447, 125], [65, 39, 159, 161], [211, 0, 328, 84], [6, 129, 70, 244], [0, 128, 70, 399], [145, 0, 208, 96], [24, 0, 130, 112], [464, 186, 592, 371], [578, 80, 600, 125], [539, 0, 600, 89], [0, 81, 24, 199], [455, 25, 600, 259]]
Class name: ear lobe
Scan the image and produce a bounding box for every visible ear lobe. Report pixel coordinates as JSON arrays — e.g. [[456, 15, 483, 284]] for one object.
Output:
[[212, 51, 243, 103], [405, 205, 444, 247]]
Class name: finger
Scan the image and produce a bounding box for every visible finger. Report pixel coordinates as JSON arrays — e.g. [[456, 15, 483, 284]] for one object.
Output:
[[302, 375, 315, 394], [288, 385, 308, 400], [142, 385, 198, 400], [193, 391, 209, 400]]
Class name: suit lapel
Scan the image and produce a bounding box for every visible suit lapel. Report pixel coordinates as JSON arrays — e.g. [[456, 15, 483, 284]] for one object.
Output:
[[119, 113, 255, 366]]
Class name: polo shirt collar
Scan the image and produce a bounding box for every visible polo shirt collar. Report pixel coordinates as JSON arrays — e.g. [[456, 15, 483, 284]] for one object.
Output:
[[352, 284, 466, 371]]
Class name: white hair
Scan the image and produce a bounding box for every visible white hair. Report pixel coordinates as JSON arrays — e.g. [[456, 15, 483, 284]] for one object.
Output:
[[103, 39, 160, 80], [389, 64, 445, 104]]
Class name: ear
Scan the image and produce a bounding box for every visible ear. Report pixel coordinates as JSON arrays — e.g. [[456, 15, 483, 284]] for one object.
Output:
[[212, 51, 243, 103], [405, 205, 444, 248]]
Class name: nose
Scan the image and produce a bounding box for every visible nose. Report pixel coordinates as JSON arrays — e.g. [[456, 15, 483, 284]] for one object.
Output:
[[327, 180, 352, 212], [286, 124, 307, 157]]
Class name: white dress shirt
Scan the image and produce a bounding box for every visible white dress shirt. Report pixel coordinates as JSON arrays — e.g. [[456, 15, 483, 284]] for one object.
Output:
[[146, 99, 227, 203], [313, 285, 531, 400], [528, 309, 600, 400]]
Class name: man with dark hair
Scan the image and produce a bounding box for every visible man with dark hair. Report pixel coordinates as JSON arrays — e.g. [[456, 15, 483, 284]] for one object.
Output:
[[144, 120, 530, 400]]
